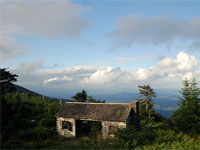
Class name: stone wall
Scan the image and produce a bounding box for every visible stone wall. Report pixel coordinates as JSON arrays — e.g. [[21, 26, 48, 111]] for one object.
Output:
[[101, 121, 126, 137], [56, 117, 76, 137], [57, 117, 133, 138]]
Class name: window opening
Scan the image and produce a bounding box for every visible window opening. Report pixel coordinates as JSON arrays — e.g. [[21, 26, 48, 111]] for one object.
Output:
[[62, 121, 72, 131]]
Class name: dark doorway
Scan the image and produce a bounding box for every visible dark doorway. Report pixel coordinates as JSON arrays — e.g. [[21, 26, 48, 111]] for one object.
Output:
[[126, 108, 136, 127], [75, 120, 102, 137]]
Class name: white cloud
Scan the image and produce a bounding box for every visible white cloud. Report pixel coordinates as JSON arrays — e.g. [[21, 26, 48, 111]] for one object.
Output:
[[182, 72, 195, 80], [84, 67, 126, 84], [139, 51, 199, 80], [1, 0, 91, 38], [175, 51, 198, 70], [157, 51, 198, 71], [44, 77, 59, 84], [135, 68, 152, 80], [13, 51, 199, 93], [44, 75, 72, 84], [82, 51, 199, 86], [108, 15, 200, 49]]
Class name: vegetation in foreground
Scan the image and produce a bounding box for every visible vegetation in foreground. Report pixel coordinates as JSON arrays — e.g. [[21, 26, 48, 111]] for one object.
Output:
[[1, 68, 200, 149]]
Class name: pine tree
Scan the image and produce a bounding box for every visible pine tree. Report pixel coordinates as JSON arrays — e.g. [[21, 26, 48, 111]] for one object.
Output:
[[0, 68, 18, 140], [0, 68, 18, 96], [137, 85, 157, 122], [172, 78, 200, 134], [71, 90, 87, 102]]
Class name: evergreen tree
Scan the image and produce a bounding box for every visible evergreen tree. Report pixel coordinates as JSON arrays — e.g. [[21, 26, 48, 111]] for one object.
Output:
[[0, 68, 18, 96], [138, 85, 156, 111], [0, 68, 18, 142], [71, 90, 87, 102], [137, 85, 157, 122], [171, 78, 200, 134]]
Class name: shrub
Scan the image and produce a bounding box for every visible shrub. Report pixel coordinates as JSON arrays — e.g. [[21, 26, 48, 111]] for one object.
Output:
[[39, 117, 56, 128], [114, 126, 156, 149], [135, 130, 200, 150], [18, 127, 55, 141]]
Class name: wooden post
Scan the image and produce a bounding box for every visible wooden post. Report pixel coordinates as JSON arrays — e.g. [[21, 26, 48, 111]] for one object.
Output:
[[60, 98, 62, 107]]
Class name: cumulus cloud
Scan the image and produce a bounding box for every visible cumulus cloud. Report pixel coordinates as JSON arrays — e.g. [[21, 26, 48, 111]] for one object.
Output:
[[14, 63, 97, 87], [83, 67, 132, 84], [1, 0, 90, 38], [182, 72, 195, 80], [0, 35, 25, 62], [157, 51, 198, 71], [135, 51, 199, 80], [108, 15, 200, 49], [44, 76, 73, 85], [13, 51, 199, 93]]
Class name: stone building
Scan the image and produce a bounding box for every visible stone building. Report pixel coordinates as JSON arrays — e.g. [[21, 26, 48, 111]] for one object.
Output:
[[56, 101, 139, 138]]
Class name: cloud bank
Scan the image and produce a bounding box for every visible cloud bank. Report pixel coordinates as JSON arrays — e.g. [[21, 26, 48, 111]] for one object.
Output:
[[1, 0, 90, 37], [0, 0, 90, 62], [108, 15, 200, 49], [14, 51, 199, 95]]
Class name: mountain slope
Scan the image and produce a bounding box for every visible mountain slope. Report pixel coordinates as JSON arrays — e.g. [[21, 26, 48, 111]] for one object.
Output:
[[13, 84, 42, 96], [13, 84, 74, 102]]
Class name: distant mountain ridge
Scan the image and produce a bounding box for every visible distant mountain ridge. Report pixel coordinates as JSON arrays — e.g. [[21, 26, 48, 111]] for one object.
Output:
[[94, 92, 179, 118], [13, 84, 179, 118], [13, 84, 73, 102], [14, 84, 42, 96]]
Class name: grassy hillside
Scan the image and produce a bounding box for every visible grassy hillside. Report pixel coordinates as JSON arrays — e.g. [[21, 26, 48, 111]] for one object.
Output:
[[1, 93, 200, 149]]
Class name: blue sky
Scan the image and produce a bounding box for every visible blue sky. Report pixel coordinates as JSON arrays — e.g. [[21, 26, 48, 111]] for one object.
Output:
[[1, 0, 200, 98]]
